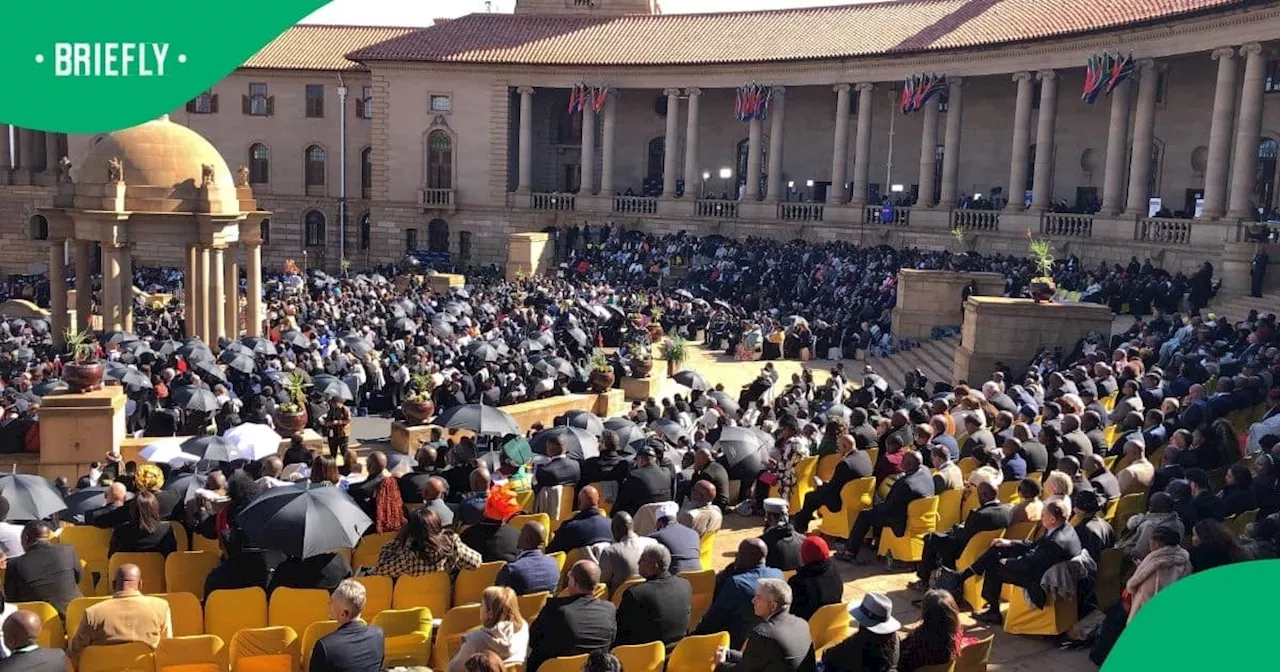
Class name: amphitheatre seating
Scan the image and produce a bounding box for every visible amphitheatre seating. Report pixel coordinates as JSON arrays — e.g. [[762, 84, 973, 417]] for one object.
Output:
[[957, 529, 1006, 612], [1003, 586, 1079, 636], [817, 477, 875, 539], [878, 495, 939, 563]]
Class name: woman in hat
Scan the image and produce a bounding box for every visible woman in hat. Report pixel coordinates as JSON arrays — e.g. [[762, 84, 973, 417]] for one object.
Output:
[[820, 593, 900, 672], [898, 590, 977, 672], [787, 535, 842, 620]]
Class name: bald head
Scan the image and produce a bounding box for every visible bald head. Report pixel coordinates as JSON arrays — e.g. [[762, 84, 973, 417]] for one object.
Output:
[[517, 521, 547, 551], [422, 477, 446, 503], [469, 467, 491, 492], [692, 480, 716, 505], [568, 560, 600, 594], [2, 610, 42, 651], [107, 481, 127, 504], [736, 538, 767, 570], [113, 563, 142, 593], [367, 451, 387, 475], [578, 485, 600, 509]]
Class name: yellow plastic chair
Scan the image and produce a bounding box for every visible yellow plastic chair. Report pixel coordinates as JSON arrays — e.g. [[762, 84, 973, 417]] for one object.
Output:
[[878, 495, 939, 563], [373, 607, 434, 668], [1102, 392, 1118, 412], [610, 576, 645, 605], [612, 641, 665, 672], [506, 513, 551, 537], [817, 477, 875, 540], [682, 569, 716, 631], [1003, 586, 1078, 636], [391, 571, 452, 616], [957, 456, 978, 479], [66, 595, 112, 636], [959, 488, 978, 522], [996, 481, 1021, 505], [300, 620, 341, 670], [108, 552, 167, 595], [552, 486, 576, 532], [768, 456, 819, 512], [935, 488, 964, 533], [353, 574, 393, 620], [155, 634, 227, 672], [1102, 425, 1120, 448], [668, 631, 729, 672], [352, 531, 398, 570], [164, 551, 221, 600], [954, 633, 994, 672], [171, 525, 192, 553], [808, 603, 851, 656], [515, 490, 535, 514], [13, 601, 64, 649], [698, 531, 717, 570], [956, 529, 1005, 612], [78, 641, 156, 672], [538, 655, 589, 672], [268, 586, 330, 640], [587, 481, 615, 515], [549, 551, 567, 576], [557, 547, 587, 592], [1095, 547, 1126, 610], [1005, 522, 1038, 541], [915, 663, 955, 672], [455, 561, 506, 605], [156, 592, 205, 636], [58, 525, 112, 582], [1227, 509, 1259, 538], [431, 604, 482, 671], [204, 587, 268, 648], [190, 534, 221, 556], [228, 626, 300, 672], [816, 454, 842, 483], [865, 447, 879, 466], [517, 591, 551, 621], [1110, 493, 1147, 537]]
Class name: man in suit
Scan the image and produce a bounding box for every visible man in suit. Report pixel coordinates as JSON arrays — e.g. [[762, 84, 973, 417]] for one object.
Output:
[[679, 480, 724, 537], [1016, 425, 1049, 476], [615, 545, 692, 653], [962, 500, 1083, 623], [309, 579, 384, 672], [598, 512, 658, 595], [1000, 438, 1028, 482], [930, 446, 965, 492], [534, 436, 581, 492], [1084, 454, 1121, 502], [0, 610, 69, 672], [526, 560, 617, 672], [688, 448, 730, 510], [650, 502, 703, 573], [67, 564, 172, 665], [459, 495, 521, 563], [715, 578, 816, 672], [4, 522, 81, 614], [695, 539, 783, 648], [1059, 415, 1094, 459], [546, 486, 613, 553], [580, 429, 633, 489], [86, 482, 130, 529], [791, 441, 873, 532], [960, 415, 996, 459], [760, 499, 805, 571], [911, 481, 1012, 590], [985, 381, 1018, 414], [613, 444, 673, 516], [495, 521, 560, 595], [457, 468, 491, 527], [848, 408, 879, 451], [838, 451, 935, 563], [417, 476, 455, 527]]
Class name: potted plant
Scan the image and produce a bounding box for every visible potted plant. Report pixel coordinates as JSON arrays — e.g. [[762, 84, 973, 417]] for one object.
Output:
[[647, 307, 666, 342], [62, 328, 104, 393], [274, 371, 311, 434], [1026, 229, 1057, 302], [339, 257, 352, 277], [628, 339, 654, 379], [402, 373, 437, 426], [588, 349, 615, 392], [661, 336, 689, 377]]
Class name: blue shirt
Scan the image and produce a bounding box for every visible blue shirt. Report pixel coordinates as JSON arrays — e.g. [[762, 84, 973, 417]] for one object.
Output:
[[495, 549, 560, 595]]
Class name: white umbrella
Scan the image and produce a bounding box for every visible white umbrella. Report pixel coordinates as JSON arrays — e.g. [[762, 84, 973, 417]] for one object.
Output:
[[224, 423, 283, 461], [139, 438, 200, 466]]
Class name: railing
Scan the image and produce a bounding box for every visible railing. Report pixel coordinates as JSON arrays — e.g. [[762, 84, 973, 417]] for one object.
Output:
[[418, 188, 453, 208], [950, 209, 999, 231], [778, 202, 824, 222], [612, 195, 658, 214], [863, 205, 911, 226], [696, 199, 739, 219], [531, 192, 575, 211], [1041, 213, 1093, 237], [1137, 217, 1193, 245], [1236, 221, 1280, 243]]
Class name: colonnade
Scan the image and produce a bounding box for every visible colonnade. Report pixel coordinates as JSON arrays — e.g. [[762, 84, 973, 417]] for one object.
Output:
[[0, 125, 64, 184]]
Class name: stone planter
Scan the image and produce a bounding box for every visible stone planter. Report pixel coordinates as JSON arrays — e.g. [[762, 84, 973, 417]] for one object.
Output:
[[63, 362, 105, 393], [630, 358, 653, 378], [402, 399, 436, 426], [1029, 278, 1056, 303], [589, 370, 616, 393], [274, 409, 308, 435]]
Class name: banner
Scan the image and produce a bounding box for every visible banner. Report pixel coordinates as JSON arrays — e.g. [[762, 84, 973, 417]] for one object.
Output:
[[1082, 52, 1135, 104], [734, 83, 772, 122], [900, 73, 946, 114], [569, 83, 611, 114]]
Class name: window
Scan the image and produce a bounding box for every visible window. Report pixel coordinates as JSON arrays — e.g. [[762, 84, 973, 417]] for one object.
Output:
[[1031, 81, 1042, 110], [361, 148, 372, 198], [27, 215, 48, 241], [406, 228, 419, 251], [186, 90, 217, 114], [426, 132, 452, 189], [261, 219, 271, 244], [553, 106, 581, 145], [304, 145, 326, 187], [937, 90, 949, 113], [430, 95, 451, 112], [653, 94, 668, 117], [1257, 138, 1278, 213], [306, 85, 325, 118], [1147, 142, 1163, 200], [248, 144, 269, 184], [356, 86, 373, 119], [459, 231, 472, 261], [245, 83, 272, 116], [359, 213, 370, 250], [304, 210, 326, 247], [1026, 144, 1037, 194], [1155, 69, 1170, 104], [427, 219, 449, 252], [1267, 60, 1280, 94], [648, 137, 665, 180]]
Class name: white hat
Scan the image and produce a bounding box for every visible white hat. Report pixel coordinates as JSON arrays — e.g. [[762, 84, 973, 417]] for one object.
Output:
[[763, 497, 789, 515], [655, 501, 679, 521], [849, 593, 901, 635]]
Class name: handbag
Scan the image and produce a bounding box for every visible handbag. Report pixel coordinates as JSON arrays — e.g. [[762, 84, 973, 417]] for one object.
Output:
[[930, 565, 964, 599], [758, 471, 780, 486]]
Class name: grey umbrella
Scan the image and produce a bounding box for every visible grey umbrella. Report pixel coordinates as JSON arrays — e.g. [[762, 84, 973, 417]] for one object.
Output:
[[279, 330, 312, 349], [172, 386, 220, 412], [105, 362, 153, 390], [531, 426, 599, 460], [648, 419, 687, 443], [218, 350, 257, 374], [181, 435, 237, 462], [708, 390, 740, 415], [434, 403, 521, 436], [164, 473, 210, 503], [312, 374, 354, 401], [563, 410, 604, 436], [468, 341, 501, 362], [101, 331, 138, 346], [241, 337, 279, 357], [0, 474, 67, 521], [603, 417, 637, 432]]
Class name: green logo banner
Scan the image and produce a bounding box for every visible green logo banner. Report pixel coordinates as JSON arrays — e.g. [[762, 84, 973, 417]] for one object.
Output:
[[2, 0, 331, 133]]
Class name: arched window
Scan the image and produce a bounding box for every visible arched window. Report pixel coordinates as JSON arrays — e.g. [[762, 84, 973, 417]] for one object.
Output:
[[304, 145, 326, 186], [304, 210, 325, 247], [359, 212, 370, 250], [426, 132, 452, 189], [260, 219, 270, 244], [27, 215, 48, 241], [249, 144, 269, 184], [360, 148, 372, 197], [648, 137, 665, 180], [427, 218, 449, 253], [1257, 138, 1278, 214]]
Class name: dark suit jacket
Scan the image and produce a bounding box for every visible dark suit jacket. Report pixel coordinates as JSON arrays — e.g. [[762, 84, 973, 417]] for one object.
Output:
[[989, 393, 1018, 414], [1020, 440, 1049, 476], [953, 501, 1013, 546], [614, 464, 673, 516], [881, 467, 936, 537], [1001, 453, 1027, 482], [4, 541, 81, 613], [1005, 524, 1082, 578], [850, 424, 878, 451], [1061, 430, 1094, 459], [1074, 516, 1115, 562], [690, 462, 731, 509], [534, 457, 581, 491], [526, 595, 617, 672], [1088, 469, 1122, 502], [87, 504, 129, 529], [580, 453, 633, 489], [695, 565, 783, 648], [961, 429, 996, 459], [495, 549, 560, 595], [761, 524, 805, 571], [615, 572, 692, 651], [1086, 429, 1109, 456], [651, 522, 703, 573], [0, 648, 69, 672], [787, 560, 843, 621], [346, 473, 386, 519], [108, 521, 179, 557], [722, 610, 817, 672], [309, 621, 384, 672], [546, 507, 612, 553], [459, 521, 520, 563], [815, 451, 874, 511]]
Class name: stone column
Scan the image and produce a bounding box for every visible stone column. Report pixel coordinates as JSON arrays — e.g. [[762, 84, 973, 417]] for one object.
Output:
[[246, 242, 264, 337], [15, 129, 35, 184], [1005, 72, 1034, 210], [662, 88, 681, 197], [1100, 78, 1133, 215], [1030, 70, 1059, 211], [939, 78, 964, 208], [43, 132, 60, 178], [1229, 43, 1267, 220], [198, 246, 210, 343], [225, 251, 239, 339], [119, 245, 133, 333], [74, 241, 92, 332], [766, 86, 786, 202], [580, 106, 596, 195], [516, 87, 534, 194], [185, 245, 199, 339], [745, 117, 764, 201], [850, 83, 875, 208], [683, 88, 701, 198], [830, 84, 851, 204], [0, 125, 11, 182], [210, 246, 226, 343], [102, 245, 122, 333], [600, 91, 617, 197], [1203, 47, 1239, 219], [50, 240, 68, 348], [1124, 60, 1160, 216], [916, 95, 940, 208]]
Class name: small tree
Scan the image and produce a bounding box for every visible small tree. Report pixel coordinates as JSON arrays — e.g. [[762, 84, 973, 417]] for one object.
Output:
[[1026, 229, 1055, 278]]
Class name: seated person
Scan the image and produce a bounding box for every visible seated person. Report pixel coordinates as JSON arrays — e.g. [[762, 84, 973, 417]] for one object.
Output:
[[546, 486, 612, 554], [911, 481, 1012, 592], [309, 580, 385, 672], [66, 565, 172, 664], [837, 452, 935, 564], [495, 522, 560, 595]]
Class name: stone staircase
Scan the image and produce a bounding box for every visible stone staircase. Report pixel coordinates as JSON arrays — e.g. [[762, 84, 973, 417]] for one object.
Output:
[[1209, 291, 1280, 323], [859, 335, 961, 390]]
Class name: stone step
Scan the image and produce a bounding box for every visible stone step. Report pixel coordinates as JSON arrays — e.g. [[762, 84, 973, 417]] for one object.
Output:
[[860, 336, 959, 392]]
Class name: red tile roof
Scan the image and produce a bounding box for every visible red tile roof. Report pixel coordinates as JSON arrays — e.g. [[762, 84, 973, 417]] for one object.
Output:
[[346, 0, 1250, 66], [244, 25, 419, 71]]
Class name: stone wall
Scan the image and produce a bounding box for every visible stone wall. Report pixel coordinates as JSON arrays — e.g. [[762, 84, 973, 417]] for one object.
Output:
[[892, 269, 1005, 340], [953, 297, 1114, 382]]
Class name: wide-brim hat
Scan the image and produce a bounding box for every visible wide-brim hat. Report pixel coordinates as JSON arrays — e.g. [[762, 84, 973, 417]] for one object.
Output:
[[848, 593, 901, 635]]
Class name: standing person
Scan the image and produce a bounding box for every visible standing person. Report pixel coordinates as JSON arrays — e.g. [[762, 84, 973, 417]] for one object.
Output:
[[325, 397, 352, 458], [1252, 246, 1270, 298], [309, 580, 385, 672]]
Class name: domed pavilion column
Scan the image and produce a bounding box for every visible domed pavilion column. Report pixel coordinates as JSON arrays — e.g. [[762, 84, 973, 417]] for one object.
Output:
[[224, 248, 239, 338], [198, 246, 210, 343], [120, 244, 134, 334], [49, 238, 68, 349], [101, 243, 123, 332], [74, 241, 93, 332], [245, 241, 264, 337], [210, 246, 226, 343]]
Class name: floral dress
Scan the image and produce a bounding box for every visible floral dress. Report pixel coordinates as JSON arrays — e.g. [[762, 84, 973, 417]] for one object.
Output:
[[774, 435, 812, 501]]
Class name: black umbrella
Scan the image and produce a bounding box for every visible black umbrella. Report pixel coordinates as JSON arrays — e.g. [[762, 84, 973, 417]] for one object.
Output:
[[218, 350, 257, 374], [429, 319, 455, 337], [468, 342, 501, 363], [241, 337, 279, 357], [163, 473, 210, 504], [563, 410, 604, 436], [0, 474, 67, 521], [342, 337, 374, 357], [389, 317, 417, 334], [708, 390, 740, 415], [717, 426, 768, 470], [63, 487, 133, 522], [673, 370, 709, 391], [312, 374, 354, 402], [613, 423, 648, 450], [172, 386, 219, 412], [101, 331, 138, 346], [191, 359, 228, 383], [105, 362, 153, 390], [279, 330, 312, 349], [221, 342, 254, 358], [122, 340, 154, 354], [178, 339, 214, 361], [434, 403, 521, 436], [564, 327, 589, 347], [181, 435, 237, 462], [518, 339, 544, 353], [32, 380, 67, 397], [236, 482, 372, 558], [534, 358, 574, 378], [385, 452, 417, 475], [531, 426, 599, 460], [603, 417, 637, 432], [648, 419, 687, 443], [155, 339, 183, 357]]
